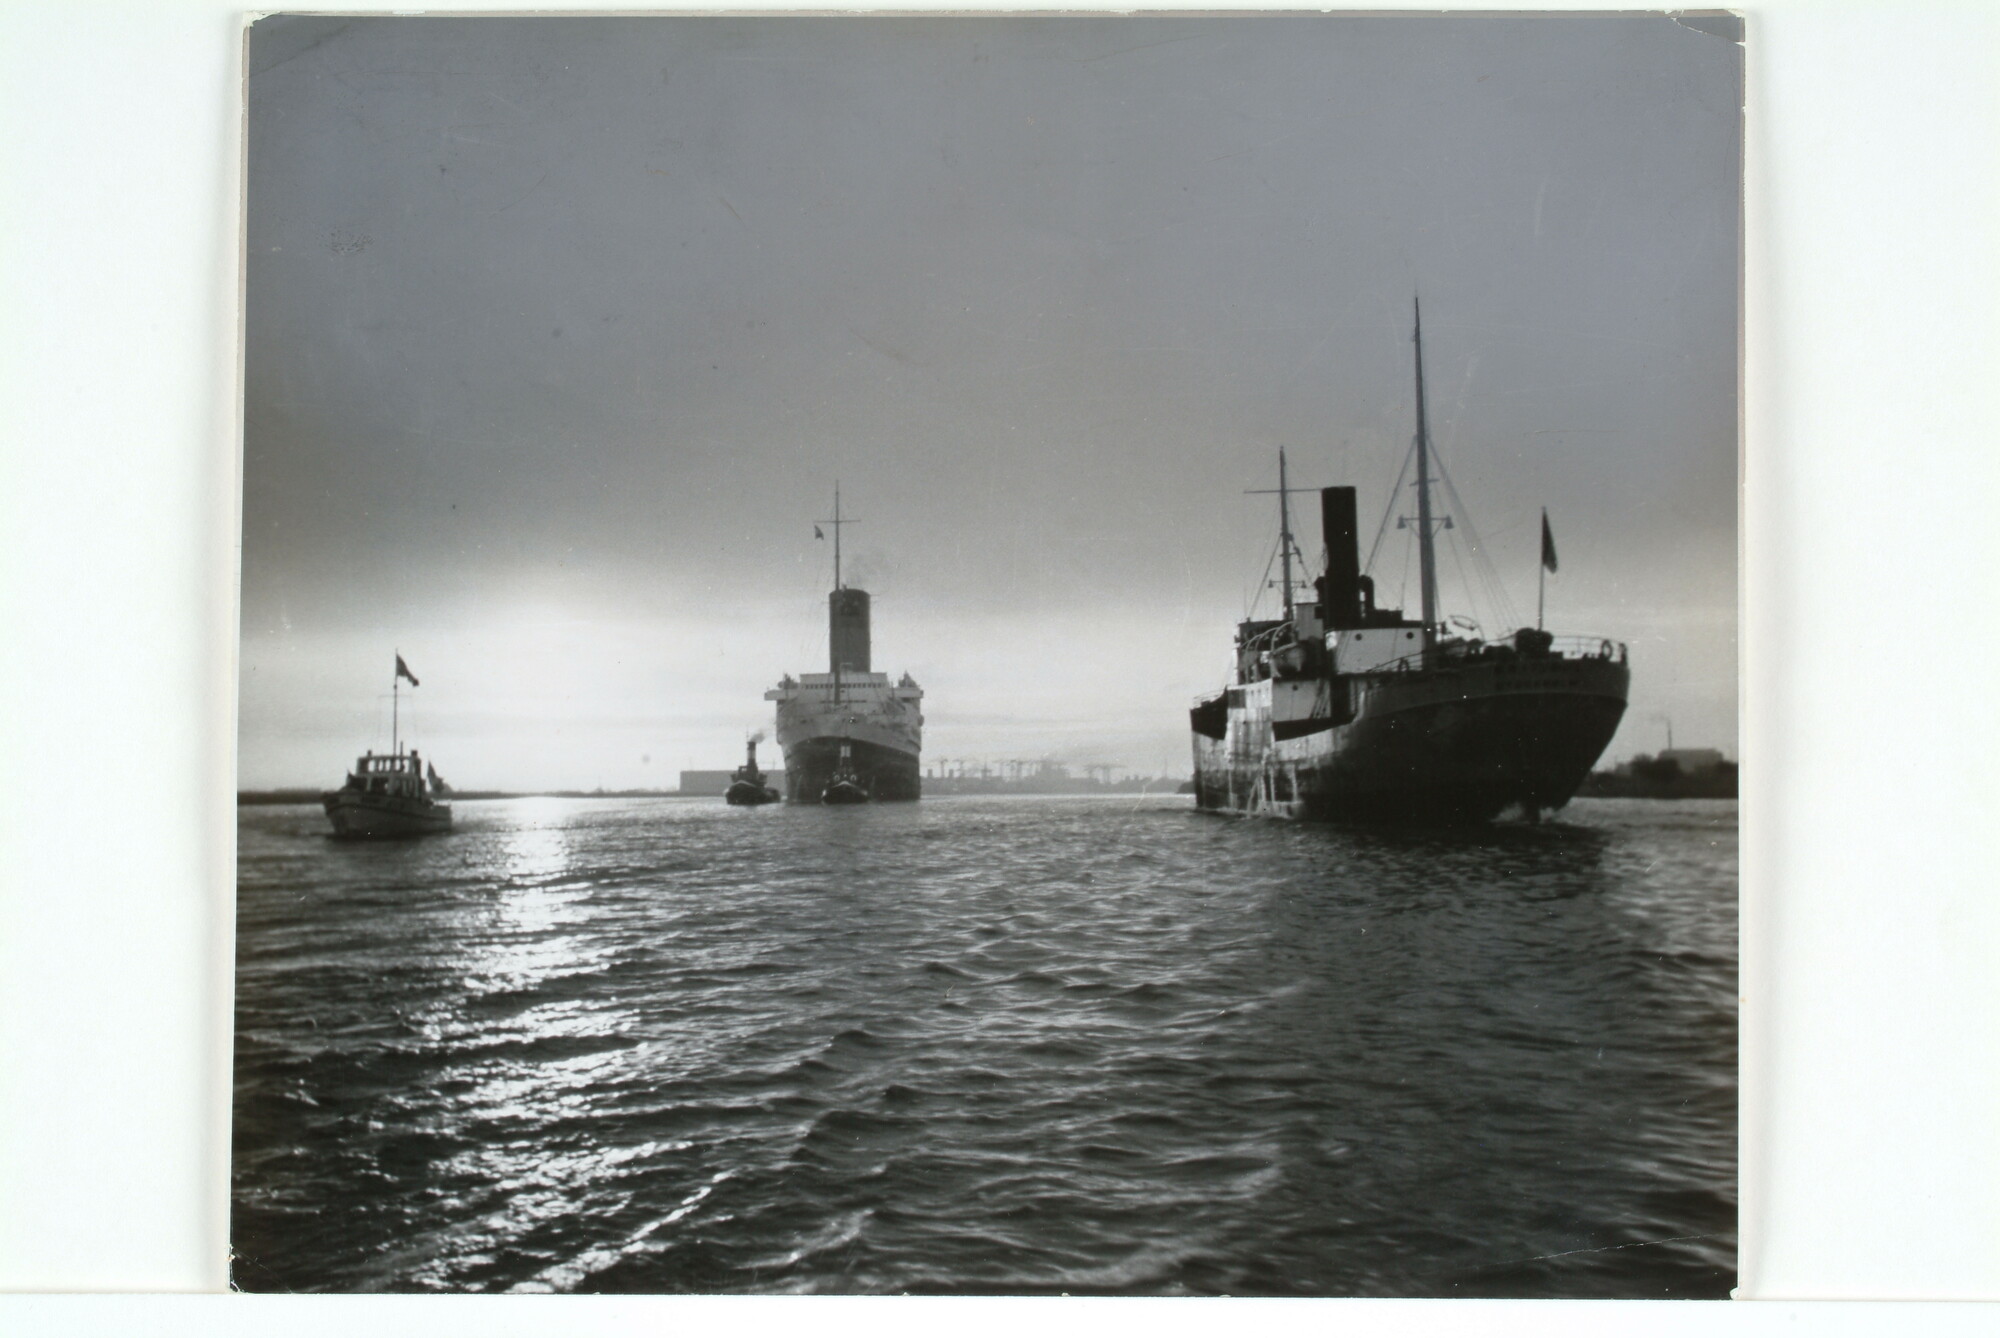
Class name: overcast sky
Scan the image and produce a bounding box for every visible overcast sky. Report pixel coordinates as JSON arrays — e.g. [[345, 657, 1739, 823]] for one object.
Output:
[[238, 13, 1741, 791]]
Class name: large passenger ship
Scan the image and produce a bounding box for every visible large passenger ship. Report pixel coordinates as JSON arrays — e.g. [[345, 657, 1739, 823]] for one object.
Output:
[[765, 489, 924, 803]]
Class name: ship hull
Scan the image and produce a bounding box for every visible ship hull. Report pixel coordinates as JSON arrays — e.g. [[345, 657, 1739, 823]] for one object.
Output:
[[1193, 657, 1628, 824], [322, 790, 453, 838], [767, 669, 923, 804], [778, 735, 920, 804], [724, 781, 780, 806]]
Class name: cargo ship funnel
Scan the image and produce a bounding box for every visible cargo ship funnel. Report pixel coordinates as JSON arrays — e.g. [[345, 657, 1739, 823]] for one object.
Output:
[[1319, 486, 1362, 629]]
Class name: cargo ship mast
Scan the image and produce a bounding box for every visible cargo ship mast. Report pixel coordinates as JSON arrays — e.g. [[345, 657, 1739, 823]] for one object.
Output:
[[1247, 447, 1318, 625], [1276, 447, 1299, 623], [1412, 298, 1440, 635]]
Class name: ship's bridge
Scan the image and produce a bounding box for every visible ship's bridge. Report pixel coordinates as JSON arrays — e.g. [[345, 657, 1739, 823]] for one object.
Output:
[[343, 750, 429, 799], [766, 671, 923, 703]]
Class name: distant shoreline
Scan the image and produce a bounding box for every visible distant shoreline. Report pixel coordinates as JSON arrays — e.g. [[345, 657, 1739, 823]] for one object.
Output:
[[238, 786, 1195, 805], [238, 789, 685, 805]]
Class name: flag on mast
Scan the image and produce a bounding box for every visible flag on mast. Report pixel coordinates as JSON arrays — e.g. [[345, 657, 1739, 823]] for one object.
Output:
[[1540, 510, 1559, 574], [395, 654, 420, 687], [813, 525, 825, 540]]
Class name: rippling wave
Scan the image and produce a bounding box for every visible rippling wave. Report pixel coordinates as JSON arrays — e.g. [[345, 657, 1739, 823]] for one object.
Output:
[[232, 795, 1736, 1296]]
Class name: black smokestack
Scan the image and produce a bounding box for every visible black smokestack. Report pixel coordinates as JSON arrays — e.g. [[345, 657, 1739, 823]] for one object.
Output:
[[1319, 486, 1361, 629], [829, 588, 871, 673]]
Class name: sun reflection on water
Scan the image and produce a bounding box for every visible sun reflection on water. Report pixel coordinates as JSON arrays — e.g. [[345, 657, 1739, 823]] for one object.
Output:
[[501, 798, 576, 883]]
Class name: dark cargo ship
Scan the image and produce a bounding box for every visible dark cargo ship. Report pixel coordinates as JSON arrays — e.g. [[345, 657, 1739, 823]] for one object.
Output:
[[1191, 306, 1630, 824], [765, 488, 924, 804]]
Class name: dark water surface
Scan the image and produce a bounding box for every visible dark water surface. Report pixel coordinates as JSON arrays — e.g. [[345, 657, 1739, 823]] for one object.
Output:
[[232, 795, 1736, 1296]]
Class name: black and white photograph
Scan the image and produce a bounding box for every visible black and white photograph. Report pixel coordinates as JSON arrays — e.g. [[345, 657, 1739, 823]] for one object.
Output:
[[231, 12, 1740, 1296]]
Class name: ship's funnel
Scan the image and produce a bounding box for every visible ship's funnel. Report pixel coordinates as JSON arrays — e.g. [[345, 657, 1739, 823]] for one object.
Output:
[[1319, 486, 1363, 629], [830, 588, 871, 674]]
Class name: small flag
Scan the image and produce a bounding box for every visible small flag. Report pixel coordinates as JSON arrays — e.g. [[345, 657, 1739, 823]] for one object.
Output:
[[395, 654, 420, 687], [813, 525, 825, 540], [427, 762, 450, 795], [1540, 511, 1559, 574]]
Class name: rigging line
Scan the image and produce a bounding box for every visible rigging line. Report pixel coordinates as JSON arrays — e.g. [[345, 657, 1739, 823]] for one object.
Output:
[[1364, 437, 1415, 576], [1464, 490, 1522, 632], [1395, 519, 1414, 614], [1435, 460, 1505, 622], [1363, 436, 1417, 577], [1435, 461, 1510, 625], [1259, 532, 1283, 616], [1446, 530, 1480, 630], [1246, 529, 1282, 619], [1280, 532, 1311, 609], [1435, 477, 1494, 633], [1433, 450, 1522, 633]]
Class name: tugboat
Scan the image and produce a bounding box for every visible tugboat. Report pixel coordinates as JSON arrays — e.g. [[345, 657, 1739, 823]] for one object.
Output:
[[724, 734, 782, 806], [1190, 302, 1630, 824], [323, 654, 453, 838], [820, 740, 870, 805]]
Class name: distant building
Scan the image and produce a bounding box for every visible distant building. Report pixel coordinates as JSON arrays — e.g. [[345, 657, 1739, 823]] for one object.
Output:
[[679, 769, 786, 796], [1580, 747, 1735, 799]]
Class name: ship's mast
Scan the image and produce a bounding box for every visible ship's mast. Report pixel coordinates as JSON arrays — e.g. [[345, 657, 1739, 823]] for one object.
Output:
[[818, 481, 861, 593], [391, 653, 400, 756], [1276, 448, 1298, 623], [1246, 447, 1315, 622], [1413, 298, 1440, 634], [817, 483, 861, 701], [833, 484, 841, 701]]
